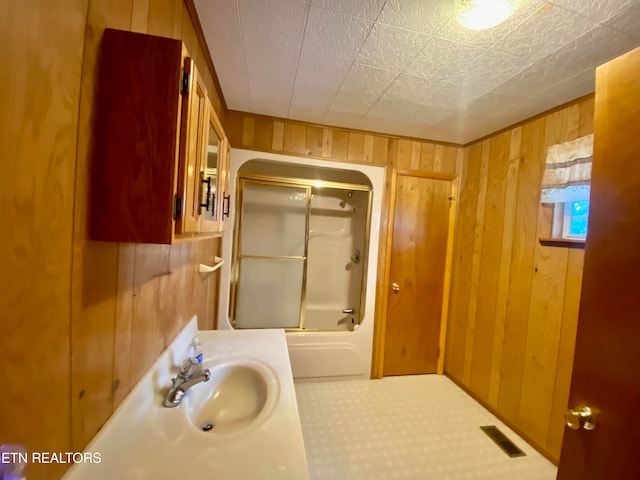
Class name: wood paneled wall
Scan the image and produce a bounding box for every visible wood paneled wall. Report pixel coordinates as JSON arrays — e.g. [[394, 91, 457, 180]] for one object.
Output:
[[226, 110, 462, 171], [225, 110, 464, 377], [0, 2, 87, 479], [445, 96, 594, 462], [71, 0, 224, 452], [224, 99, 594, 462], [1, 1, 223, 478]]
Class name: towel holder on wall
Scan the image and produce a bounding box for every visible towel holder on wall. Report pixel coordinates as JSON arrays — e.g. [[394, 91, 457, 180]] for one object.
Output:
[[199, 256, 224, 274]]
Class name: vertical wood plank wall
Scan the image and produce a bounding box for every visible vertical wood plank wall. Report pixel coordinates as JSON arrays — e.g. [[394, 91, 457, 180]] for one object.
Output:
[[445, 97, 594, 462], [1, 1, 223, 479], [224, 106, 592, 462], [71, 0, 224, 453], [0, 2, 87, 480], [224, 110, 464, 378]]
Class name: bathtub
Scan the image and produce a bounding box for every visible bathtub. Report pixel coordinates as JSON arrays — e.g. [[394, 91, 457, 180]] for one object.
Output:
[[217, 149, 384, 381]]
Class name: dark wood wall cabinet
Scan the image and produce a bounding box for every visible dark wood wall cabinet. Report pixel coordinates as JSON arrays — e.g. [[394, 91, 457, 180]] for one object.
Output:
[[90, 28, 230, 244]]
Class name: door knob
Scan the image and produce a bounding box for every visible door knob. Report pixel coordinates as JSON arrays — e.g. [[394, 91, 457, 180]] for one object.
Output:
[[565, 405, 598, 430], [391, 282, 400, 292]]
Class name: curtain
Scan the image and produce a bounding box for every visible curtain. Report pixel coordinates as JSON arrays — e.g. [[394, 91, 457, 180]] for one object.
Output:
[[541, 134, 593, 203]]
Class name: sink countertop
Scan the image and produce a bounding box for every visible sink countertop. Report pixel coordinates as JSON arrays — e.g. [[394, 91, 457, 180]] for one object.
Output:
[[63, 319, 310, 480]]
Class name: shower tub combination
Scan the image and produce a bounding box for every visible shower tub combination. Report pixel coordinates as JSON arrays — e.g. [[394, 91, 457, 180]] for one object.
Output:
[[219, 150, 383, 381]]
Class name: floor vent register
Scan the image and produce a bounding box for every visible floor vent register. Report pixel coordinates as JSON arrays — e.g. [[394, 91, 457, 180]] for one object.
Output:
[[480, 425, 526, 458]]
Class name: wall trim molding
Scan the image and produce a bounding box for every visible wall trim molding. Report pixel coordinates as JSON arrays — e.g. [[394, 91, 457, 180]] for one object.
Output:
[[464, 93, 595, 147], [184, 0, 228, 113], [222, 92, 595, 150]]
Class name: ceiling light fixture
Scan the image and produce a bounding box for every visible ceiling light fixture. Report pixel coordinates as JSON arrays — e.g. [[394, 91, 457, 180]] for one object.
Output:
[[455, 0, 520, 30]]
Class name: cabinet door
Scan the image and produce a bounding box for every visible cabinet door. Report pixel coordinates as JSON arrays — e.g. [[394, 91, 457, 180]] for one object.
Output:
[[200, 103, 225, 233], [218, 136, 231, 231], [176, 61, 209, 234], [92, 29, 183, 244]]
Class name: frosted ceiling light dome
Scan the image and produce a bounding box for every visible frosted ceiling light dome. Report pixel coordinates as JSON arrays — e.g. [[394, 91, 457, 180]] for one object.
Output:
[[455, 0, 520, 30]]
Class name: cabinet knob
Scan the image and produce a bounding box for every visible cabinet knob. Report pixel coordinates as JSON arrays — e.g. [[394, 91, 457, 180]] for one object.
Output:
[[391, 282, 400, 292]]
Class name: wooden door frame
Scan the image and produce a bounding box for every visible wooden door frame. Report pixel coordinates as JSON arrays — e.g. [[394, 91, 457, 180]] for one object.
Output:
[[371, 169, 458, 378]]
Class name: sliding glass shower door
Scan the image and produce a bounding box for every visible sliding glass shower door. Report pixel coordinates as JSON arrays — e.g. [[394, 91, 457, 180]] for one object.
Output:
[[233, 180, 310, 329], [232, 175, 371, 331]]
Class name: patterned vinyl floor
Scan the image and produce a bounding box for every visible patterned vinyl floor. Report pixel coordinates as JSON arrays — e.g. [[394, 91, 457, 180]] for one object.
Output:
[[295, 375, 557, 480]]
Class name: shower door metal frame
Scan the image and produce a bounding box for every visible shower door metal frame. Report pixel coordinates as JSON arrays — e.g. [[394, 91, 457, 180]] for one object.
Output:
[[230, 176, 311, 330], [230, 173, 373, 332]]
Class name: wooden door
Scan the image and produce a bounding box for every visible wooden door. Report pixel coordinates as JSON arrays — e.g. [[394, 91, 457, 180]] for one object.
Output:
[[383, 172, 455, 376], [557, 47, 640, 479]]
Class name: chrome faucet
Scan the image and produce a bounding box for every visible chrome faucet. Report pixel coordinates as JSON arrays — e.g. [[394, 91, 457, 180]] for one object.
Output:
[[163, 357, 211, 408]]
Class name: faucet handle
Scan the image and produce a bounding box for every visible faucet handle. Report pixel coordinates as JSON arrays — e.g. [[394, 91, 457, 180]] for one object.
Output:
[[179, 357, 200, 379]]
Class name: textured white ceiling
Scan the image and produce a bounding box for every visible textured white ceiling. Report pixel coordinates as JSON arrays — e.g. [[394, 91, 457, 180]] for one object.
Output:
[[194, 0, 640, 144]]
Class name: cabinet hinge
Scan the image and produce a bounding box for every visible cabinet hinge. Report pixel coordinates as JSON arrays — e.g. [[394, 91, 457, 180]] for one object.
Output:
[[173, 195, 183, 220], [180, 68, 190, 96]]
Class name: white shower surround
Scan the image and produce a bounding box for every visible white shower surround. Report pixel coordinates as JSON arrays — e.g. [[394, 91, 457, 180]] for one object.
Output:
[[218, 149, 384, 381]]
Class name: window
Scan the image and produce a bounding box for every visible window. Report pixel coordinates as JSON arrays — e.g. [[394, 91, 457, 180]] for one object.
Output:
[[540, 134, 593, 245], [563, 200, 589, 238], [551, 200, 589, 241]]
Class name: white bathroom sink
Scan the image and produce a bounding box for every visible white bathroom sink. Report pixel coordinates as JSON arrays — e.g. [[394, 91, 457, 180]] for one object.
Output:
[[63, 326, 309, 480], [182, 358, 279, 436]]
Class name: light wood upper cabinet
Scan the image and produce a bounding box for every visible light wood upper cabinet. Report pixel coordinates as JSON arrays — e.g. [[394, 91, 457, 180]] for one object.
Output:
[[90, 28, 229, 244], [200, 100, 227, 233], [219, 135, 232, 230], [177, 65, 210, 236]]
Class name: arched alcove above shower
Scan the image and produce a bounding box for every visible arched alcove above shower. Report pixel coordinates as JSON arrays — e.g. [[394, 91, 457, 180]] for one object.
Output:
[[238, 159, 373, 188]]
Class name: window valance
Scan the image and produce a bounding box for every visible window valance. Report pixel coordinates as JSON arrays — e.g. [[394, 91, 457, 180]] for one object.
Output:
[[541, 134, 593, 203]]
